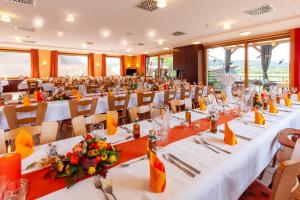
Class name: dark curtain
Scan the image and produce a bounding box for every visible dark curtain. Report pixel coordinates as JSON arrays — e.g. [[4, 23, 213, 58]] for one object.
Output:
[[225, 49, 232, 73], [260, 45, 273, 81]]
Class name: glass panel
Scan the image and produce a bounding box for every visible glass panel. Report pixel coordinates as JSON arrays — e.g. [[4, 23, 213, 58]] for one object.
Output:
[[0, 51, 31, 77], [248, 40, 289, 86], [58, 54, 88, 76], [106, 57, 121, 76], [159, 54, 175, 78], [206, 45, 244, 90], [146, 56, 158, 77]]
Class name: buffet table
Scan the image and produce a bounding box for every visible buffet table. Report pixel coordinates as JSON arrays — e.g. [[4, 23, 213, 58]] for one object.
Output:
[[20, 103, 300, 200]]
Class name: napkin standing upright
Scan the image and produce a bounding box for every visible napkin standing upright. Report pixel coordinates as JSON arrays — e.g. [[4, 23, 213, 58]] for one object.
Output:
[[255, 109, 265, 125], [149, 151, 166, 193], [22, 96, 31, 106], [106, 113, 117, 135], [297, 92, 300, 102], [224, 121, 237, 145], [15, 129, 34, 159], [284, 97, 292, 107], [269, 100, 278, 113]]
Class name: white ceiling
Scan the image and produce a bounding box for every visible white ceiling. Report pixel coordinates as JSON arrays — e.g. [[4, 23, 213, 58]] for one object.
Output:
[[0, 0, 300, 54]]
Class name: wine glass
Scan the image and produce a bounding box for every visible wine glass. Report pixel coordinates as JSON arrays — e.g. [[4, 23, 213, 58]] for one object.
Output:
[[292, 87, 298, 95], [91, 123, 105, 139]]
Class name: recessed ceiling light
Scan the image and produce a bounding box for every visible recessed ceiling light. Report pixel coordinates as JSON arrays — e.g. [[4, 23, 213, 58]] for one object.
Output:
[[66, 14, 75, 22], [126, 48, 131, 52], [157, 0, 167, 8], [164, 47, 170, 50], [102, 30, 110, 37], [32, 17, 44, 28], [158, 39, 164, 45], [240, 31, 251, 36], [193, 41, 201, 45], [0, 14, 11, 23], [15, 36, 22, 42], [129, 54, 133, 56], [143, 52, 148, 54], [82, 43, 87, 48], [223, 23, 231, 30], [148, 30, 155, 37], [57, 31, 64, 38], [122, 40, 128, 45]]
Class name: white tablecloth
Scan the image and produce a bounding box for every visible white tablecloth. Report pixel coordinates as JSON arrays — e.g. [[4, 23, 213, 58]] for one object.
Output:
[[19, 103, 300, 200]]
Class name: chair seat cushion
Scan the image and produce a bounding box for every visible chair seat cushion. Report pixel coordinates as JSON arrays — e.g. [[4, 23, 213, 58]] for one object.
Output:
[[239, 180, 271, 200]]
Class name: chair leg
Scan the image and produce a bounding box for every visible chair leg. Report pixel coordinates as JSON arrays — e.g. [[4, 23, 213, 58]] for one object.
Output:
[[259, 168, 267, 180], [271, 152, 278, 168]]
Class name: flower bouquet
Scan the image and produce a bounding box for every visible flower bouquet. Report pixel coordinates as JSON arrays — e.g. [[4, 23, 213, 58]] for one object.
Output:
[[45, 134, 119, 186]]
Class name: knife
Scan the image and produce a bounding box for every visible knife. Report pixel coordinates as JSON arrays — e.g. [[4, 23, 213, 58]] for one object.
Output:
[[167, 153, 201, 174], [162, 154, 196, 178], [219, 130, 252, 141]]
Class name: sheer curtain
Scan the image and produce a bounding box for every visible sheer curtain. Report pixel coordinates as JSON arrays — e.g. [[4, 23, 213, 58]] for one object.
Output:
[[260, 44, 273, 81]]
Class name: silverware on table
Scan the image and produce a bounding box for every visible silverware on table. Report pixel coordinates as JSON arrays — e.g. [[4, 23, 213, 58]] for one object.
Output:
[[162, 154, 196, 178], [119, 156, 147, 168], [240, 119, 264, 128], [112, 136, 132, 145], [193, 138, 219, 154], [120, 126, 133, 133], [103, 179, 118, 200], [219, 130, 252, 141], [190, 110, 206, 115], [278, 109, 292, 113], [170, 115, 185, 121], [167, 153, 201, 174], [94, 175, 110, 200], [200, 138, 231, 154], [23, 162, 38, 171]]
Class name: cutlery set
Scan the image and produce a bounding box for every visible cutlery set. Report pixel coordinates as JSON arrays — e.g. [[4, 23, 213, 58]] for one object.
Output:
[[112, 135, 132, 145], [94, 175, 118, 200]]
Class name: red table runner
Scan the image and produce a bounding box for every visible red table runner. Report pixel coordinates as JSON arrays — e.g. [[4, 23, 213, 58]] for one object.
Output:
[[22, 112, 238, 199]]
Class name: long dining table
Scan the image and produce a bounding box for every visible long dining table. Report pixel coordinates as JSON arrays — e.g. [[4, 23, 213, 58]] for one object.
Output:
[[20, 100, 300, 200]]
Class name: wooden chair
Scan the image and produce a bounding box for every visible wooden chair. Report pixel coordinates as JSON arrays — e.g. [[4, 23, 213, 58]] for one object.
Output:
[[2, 94, 13, 101], [3, 102, 48, 130], [128, 107, 138, 123], [72, 111, 117, 136], [68, 97, 98, 119], [239, 159, 300, 200], [180, 87, 191, 100], [0, 129, 6, 154], [40, 122, 59, 145], [164, 90, 176, 106], [27, 80, 39, 94], [137, 92, 155, 120], [192, 86, 202, 108], [170, 99, 183, 113], [107, 93, 130, 125], [86, 85, 99, 94]]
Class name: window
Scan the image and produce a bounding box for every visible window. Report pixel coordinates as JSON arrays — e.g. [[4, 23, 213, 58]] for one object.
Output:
[[0, 51, 31, 77], [146, 56, 159, 77], [58, 54, 88, 76], [248, 40, 290, 85], [106, 57, 121, 76], [160, 54, 175, 78], [206, 45, 244, 90]]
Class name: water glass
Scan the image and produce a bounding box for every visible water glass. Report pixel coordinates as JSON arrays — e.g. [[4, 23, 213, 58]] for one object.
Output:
[[91, 123, 105, 139], [3, 179, 28, 200]]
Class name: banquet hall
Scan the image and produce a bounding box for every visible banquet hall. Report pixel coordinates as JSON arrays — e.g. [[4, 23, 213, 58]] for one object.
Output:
[[1, 0, 300, 199]]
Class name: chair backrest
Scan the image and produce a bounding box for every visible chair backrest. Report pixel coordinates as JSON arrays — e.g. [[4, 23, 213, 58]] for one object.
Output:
[[86, 85, 99, 94], [137, 92, 155, 107], [107, 94, 130, 111], [164, 90, 176, 105], [180, 88, 191, 100], [271, 159, 300, 200], [3, 102, 48, 130], [128, 107, 139, 123], [40, 122, 58, 145], [68, 97, 98, 119], [193, 86, 202, 102], [72, 115, 87, 136], [170, 99, 183, 113], [0, 129, 6, 154]]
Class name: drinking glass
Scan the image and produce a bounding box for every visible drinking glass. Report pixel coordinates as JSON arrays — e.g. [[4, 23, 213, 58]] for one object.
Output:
[[0, 176, 8, 199], [292, 87, 298, 95], [3, 179, 28, 200], [45, 143, 58, 157], [91, 123, 105, 139]]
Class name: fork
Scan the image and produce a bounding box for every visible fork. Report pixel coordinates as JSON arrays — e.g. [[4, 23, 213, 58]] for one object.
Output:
[[119, 156, 148, 168], [103, 179, 118, 200], [93, 175, 109, 200], [200, 138, 231, 154]]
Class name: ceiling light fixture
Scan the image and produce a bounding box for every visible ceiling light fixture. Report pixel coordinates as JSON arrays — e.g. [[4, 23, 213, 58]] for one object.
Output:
[[14, 36, 22, 42], [157, 0, 167, 8], [240, 31, 251, 36], [122, 40, 128, 45], [164, 47, 170, 50], [66, 14, 75, 22], [0, 14, 11, 23], [33, 17, 44, 28], [57, 31, 64, 38], [143, 52, 148, 54], [126, 48, 131, 52], [193, 41, 201, 45], [82, 43, 87, 48], [158, 39, 164, 45], [223, 23, 231, 30], [102, 30, 110, 37], [148, 30, 155, 37]]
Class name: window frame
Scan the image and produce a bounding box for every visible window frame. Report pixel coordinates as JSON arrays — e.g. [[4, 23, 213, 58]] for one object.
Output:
[[105, 56, 121, 77], [57, 52, 89, 77]]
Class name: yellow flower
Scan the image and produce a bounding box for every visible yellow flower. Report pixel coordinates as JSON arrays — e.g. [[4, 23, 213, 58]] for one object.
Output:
[[109, 155, 117, 163], [92, 149, 99, 156], [57, 161, 64, 172], [101, 154, 107, 161], [87, 150, 94, 157], [97, 141, 107, 149], [88, 167, 96, 175]]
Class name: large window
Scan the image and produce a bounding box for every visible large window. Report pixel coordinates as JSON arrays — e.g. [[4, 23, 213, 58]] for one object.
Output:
[[146, 56, 159, 77], [58, 54, 88, 77], [160, 54, 175, 78], [106, 57, 121, 76], [0, 51, 31, 77], [207, 45, 244, 90]]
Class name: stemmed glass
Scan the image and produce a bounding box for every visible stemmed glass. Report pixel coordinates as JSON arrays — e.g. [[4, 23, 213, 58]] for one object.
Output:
[[292, 87, 298, 95], [90, 123, 105, 139]]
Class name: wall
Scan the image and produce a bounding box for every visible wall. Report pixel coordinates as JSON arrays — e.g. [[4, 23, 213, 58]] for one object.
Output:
[[124, 55, 142, 75], [38, 50, 51, 78], [93, 54, 102, 77]]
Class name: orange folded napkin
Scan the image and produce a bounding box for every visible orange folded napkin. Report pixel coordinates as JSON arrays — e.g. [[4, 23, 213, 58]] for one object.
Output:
[[255, 109, 265, 125], [106, 114, 117, 135], [15, 129, 34, 159], [297, 92, 300, 102], [71, 89, 78, 96], [33, 91, 38, 99], [198, 99, 206, 111], [223, 121, 237, 145], [0, 153, 21, 181], [76, 92, 82, 101], [22, 96, 31, 106], [149, 151, 166, 193], [108, 91, 113, 96], [284, 97, 292, 107], [269, 100, 278, 114]]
